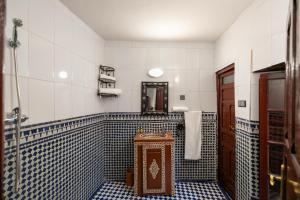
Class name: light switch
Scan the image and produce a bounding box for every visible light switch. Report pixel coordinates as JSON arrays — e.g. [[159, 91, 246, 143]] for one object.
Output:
[[180, 95, 185, 101], [238, 100, 246, 107]]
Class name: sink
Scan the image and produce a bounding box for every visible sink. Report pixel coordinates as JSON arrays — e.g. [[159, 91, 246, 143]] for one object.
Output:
[[134, 132, 174, 141], [141, 133, 165, 138]]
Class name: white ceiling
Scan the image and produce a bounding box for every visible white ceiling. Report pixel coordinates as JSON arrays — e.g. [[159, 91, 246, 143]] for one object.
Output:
[[61, 0, 254, 42]]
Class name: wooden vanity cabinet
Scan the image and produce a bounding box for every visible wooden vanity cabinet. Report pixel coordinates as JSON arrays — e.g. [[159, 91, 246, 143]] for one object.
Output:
[[134, 132, 175, 196]]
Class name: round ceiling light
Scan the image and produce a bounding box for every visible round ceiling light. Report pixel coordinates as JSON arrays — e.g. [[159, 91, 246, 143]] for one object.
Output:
[[58, 70, 68, 79], [148, 68, 164, 78]]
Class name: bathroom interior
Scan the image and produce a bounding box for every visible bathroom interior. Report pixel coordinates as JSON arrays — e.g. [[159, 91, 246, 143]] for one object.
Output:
[[0, 0, 299, 199]]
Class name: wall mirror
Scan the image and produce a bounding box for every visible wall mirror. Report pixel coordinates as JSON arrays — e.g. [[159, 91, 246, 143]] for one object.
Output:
[[141, 82, 168, 115]]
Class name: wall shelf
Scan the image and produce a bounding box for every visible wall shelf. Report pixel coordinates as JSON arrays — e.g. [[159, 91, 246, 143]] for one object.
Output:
[[97, 65, 121, 97]]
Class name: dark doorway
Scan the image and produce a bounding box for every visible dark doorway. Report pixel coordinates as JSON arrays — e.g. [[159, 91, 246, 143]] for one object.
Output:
[[216, 64, 235, 199]]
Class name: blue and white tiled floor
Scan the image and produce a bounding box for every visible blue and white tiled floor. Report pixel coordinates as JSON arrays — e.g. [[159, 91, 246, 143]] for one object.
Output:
[[91, 181, 230, 200]]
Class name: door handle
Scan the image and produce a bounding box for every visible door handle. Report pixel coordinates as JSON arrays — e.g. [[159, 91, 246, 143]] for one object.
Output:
[[289, 180, 300, 197], [284, 163, 300, 197]]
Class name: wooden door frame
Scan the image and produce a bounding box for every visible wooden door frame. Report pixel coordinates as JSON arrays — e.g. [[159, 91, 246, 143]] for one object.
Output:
[[259, 72, 286, 200], [0, 0, 5, 199], [259, 73, 268, 200], [216, 63, 235, 193]]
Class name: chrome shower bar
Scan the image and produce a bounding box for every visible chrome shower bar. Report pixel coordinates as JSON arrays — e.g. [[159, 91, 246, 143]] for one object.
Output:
[[5, 18, 28, 192]]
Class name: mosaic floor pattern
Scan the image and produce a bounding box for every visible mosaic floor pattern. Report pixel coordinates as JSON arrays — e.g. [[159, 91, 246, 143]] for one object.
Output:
[[91, 181, 230, 200]]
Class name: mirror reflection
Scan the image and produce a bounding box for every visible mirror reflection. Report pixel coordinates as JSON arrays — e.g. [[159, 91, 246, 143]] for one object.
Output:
[[146, 87, 164, 112], [141, 82, 168, 115]]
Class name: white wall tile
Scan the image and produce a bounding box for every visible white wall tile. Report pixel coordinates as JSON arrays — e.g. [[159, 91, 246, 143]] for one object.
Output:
[[6, 0, 29, 30], [3, 28, 29, 76], [168, 87, 175, 112], [54, 46, 72, 83], [173, 70, 190, 91], [199, 91, 217, 112], [173, 90, 189, 108], [29, 0, 55, 42], [189, 91, 201, 111], [104, 41, 216, 112], [4, 75, 29, 119], [146, 47, 161, 69], [84, 88, 99, 114], [85, 63, 98, 89], [116, 69, 133, 90], [130, 48, 147, 69], [102, 98, 119, 113], [235, 85, 250, 119], [160, 48, 186, 69], [131, 91, 141, 112], [71, 55, 87, 87], [28, 79, 54, 124], [199, 70, 216, 91], [188, 69, 201, 91], [235, 50, 251, 87], [186, 49, 200, 70], [104, 46, 119, 67], [5, 0, 105, 125], [271, 0, 289, 35], [117, 90, 133, 112], [54, 83, 72, 120], [71, 86, 86, 117], [271, 33, 286, 66], [250, 84, 259, 121], [28, 34, 54, 81], [54, 1, 74, 50], [199, 48, 214, 70]]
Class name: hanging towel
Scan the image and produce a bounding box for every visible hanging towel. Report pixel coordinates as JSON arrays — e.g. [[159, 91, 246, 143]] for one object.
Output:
[[184, 111, 202, 160]]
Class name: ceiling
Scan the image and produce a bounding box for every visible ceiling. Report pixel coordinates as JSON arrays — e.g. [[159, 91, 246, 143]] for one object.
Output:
[[61, 0, 254, 42]]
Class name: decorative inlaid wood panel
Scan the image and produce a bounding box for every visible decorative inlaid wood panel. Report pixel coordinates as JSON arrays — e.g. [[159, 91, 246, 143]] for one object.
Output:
[[143, 145, 165, 194]]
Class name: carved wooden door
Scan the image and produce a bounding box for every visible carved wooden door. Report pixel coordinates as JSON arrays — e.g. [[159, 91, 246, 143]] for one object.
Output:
[[284, 0, 300, 199], [216, 65, 235, 199]]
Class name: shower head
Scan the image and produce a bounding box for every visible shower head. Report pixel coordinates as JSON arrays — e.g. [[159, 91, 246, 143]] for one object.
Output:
[[9, 18, 23, 48], [13, 18, 23, 27]]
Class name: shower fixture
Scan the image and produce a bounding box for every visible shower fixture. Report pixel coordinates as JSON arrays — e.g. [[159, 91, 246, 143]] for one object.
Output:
[[8, 18, 23, 48], [5, 18, 28, 192]]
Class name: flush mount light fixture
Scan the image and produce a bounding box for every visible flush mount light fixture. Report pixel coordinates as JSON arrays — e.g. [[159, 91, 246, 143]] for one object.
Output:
[[58, 71, 68, 79], [148, 68, 164, 78]]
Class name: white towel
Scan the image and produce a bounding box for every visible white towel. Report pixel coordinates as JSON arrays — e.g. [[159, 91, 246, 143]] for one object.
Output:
[[100, 88, 122, 95], [184, 111, 202, 160], [172, 106, 189, 112], [100, 74, 116, 81]]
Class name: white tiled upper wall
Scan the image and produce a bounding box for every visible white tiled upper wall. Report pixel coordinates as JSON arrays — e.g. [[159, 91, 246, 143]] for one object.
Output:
[[215, 0, 289, 120], [4, 0, 105, 125], [5, 0, 288, 125], [103, 41, 217, 113]]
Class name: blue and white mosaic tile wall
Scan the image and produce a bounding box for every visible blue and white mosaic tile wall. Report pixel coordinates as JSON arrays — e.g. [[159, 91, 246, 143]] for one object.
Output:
[[236, 118, 259, 200], [104, 112, 218, 181], [3, 114, 106, 200], [3, 112, 217, 199]]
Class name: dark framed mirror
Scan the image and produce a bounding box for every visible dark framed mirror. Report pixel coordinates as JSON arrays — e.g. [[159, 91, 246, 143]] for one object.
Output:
[[141, 82, 168, 115]]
